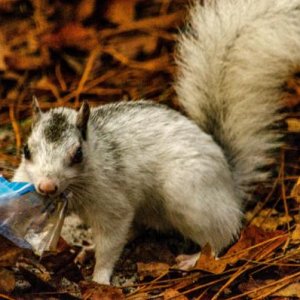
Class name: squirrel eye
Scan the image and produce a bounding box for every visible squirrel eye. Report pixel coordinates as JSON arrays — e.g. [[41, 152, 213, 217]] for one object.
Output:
[[71, 146, 83, 165], [23, 144, 31, 160]]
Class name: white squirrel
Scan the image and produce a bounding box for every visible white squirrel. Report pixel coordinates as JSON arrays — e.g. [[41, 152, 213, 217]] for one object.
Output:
[[13, 0, 300, 284]]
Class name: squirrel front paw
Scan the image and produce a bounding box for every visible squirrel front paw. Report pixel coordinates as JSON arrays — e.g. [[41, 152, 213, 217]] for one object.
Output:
[[92, 268, 111, 285]]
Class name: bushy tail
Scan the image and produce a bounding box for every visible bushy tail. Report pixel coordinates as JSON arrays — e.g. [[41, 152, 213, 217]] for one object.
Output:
[[175, 0, 300, 200]]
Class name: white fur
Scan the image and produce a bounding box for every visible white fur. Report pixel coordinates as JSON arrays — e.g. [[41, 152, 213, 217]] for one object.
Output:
[[176, 0, 300, 198]]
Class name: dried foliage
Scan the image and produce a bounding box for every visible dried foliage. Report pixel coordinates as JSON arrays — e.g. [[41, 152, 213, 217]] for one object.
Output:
[[0, 0, 299, 299]]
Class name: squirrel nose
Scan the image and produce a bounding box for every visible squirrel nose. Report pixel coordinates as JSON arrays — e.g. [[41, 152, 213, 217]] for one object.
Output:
[[38, 179, 58, 195]]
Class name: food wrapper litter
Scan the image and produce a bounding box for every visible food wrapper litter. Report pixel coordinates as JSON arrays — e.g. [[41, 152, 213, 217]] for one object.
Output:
[[0, 176, 68, 255]]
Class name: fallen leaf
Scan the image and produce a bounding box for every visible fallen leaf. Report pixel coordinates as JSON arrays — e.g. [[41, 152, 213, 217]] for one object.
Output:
[[0, 236, 24, 267], [5, 50, 50, 70], [291, 224, 300, 244], [173, 275, 198, 291], [291, 177, 300, 202], [99, 11, 185, 39], [187, 227, 287, 275], [105, 0, 137, 25], [57, 277, 81, 299], [274, 282, 300, 297], [76, 0, 96, 21], [17, 259, 52, 283], [250, 213, 292, 231], [0, 268, 15, 293], [43, 251, 83, 283], [239, 279, 275, 299], [80, 281, 125, 300], [223, 226, 287, 264], [246, 206, 277, 219], [164, 288, 188, 300], [286, 118, 300, 133], [42, 23, 98, 51], [295, 214, 300, 224], [137, 262, 169, 280], [0, 35, 9, 71], [194, 244, 227, 274], [107, 33, 158, 61], [56, 236, 71, 253], [0, 0, 18, 13]]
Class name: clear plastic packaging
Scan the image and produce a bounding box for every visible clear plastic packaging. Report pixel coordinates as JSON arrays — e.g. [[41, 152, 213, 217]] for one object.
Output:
[[0, 176, 67, 255]]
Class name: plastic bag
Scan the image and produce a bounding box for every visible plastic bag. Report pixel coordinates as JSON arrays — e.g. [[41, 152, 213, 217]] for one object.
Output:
[[0, 176, 68, 255]]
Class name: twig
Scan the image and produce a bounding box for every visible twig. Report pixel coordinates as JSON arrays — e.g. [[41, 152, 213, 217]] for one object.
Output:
[[8, 103, 22, 155], [75, 47, 100, 108], [227, 270, 300, 300]]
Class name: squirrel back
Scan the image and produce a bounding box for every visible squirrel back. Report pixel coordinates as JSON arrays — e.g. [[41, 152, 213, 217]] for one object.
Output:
[[175, 0, 300, 200]]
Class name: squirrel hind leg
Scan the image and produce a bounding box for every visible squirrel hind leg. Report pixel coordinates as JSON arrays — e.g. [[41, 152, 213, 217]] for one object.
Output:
[[162, 173, 243, 255]]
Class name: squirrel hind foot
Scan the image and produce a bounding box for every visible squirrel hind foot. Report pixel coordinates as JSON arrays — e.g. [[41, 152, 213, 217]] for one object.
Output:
[[175, 252, 201, 271]]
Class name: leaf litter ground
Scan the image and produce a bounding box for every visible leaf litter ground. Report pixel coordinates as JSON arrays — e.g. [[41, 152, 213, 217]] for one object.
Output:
[[0, 0, 300, 299]]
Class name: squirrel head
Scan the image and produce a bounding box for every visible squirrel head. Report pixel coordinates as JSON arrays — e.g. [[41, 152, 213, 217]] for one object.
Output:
[[22, 97, 91, 197]]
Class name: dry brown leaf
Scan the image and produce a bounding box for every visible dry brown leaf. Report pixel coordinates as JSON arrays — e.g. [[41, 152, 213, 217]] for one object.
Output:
[[0, 0, 18, 13], [286, 118, 300, 133], [0, 246, 23, 268], [76, 0, 96, 21], [105, 0, 137, 25], [223, 226, 287, 264], [137, 262, 169, 280], [102, 47, 171, 71], [0, 268, 15, 293], [127, 293, 149, 300], [107, 34, 158, 60], [56, 236, 71, 253], [100, 11, 185, 39], [163, 288, 188, 300], [238, 273, 300, 299], [246, 207, 277, 219], [172, 275, 198, 291], [249, 211, 292, 231], [42, 23, 98, 51], [291, 177, 300, 202], [0, 35, 8, 71], [0, 236, 24, 267], [80, 281, 125, 300], [5, 52, 50, 71], [273, 282, 300, 297], [35, 76, 61, 100], [291, 224, 300, 244], [194, 244, 227, 274], [193, 227, 287, 275], [239, 279, 275, 299], [295, 214, 300, 225], [17, 259, 52, 283]]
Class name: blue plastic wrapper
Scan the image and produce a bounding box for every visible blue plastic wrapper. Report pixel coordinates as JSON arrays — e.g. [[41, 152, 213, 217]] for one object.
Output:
[[0, 176, 67, 255]]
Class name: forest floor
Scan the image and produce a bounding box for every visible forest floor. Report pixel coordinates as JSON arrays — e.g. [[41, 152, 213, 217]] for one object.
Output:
[[0, 0, 300, 299]]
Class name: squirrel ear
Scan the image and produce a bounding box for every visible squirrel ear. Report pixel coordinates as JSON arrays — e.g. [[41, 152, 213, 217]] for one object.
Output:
[[32, 96, 42, 125], [76, 101, 90, 140]]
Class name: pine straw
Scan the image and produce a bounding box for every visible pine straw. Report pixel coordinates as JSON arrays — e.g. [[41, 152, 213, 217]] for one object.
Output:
[[0, 0, 299, 299]]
